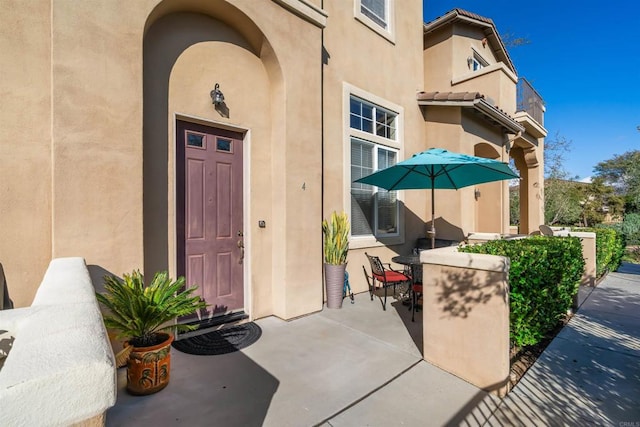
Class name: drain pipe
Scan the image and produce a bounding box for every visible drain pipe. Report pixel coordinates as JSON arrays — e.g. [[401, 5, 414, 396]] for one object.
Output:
[[320, 0, 325, 304]]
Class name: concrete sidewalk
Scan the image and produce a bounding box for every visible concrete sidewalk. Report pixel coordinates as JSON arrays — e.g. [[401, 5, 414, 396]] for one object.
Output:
[[481, 262, 640, 426], [106, 263, 640, 426]]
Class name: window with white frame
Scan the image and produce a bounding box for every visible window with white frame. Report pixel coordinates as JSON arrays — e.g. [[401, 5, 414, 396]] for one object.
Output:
[[468, 50, 489, 71], [349, 95, 399, 237], [350, 96, 397, 140], [360, 0, 387, 30]]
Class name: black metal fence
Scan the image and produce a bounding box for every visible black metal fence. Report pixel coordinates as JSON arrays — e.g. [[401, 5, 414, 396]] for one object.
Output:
[[516, 78, 545, 126]]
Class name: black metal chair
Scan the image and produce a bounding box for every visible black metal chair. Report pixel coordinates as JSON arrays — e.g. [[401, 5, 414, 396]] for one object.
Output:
[[409, 276, 422, 322], [400, 262, 423, 322], [363, 252, 411, 310]]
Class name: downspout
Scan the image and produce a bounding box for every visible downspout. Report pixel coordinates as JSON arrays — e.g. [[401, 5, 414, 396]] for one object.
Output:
[[320, 0, 325, 304]]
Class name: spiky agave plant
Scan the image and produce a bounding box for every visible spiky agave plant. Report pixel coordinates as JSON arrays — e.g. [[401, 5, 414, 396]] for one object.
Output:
[[322, 211, 350, 265], [96, 270, 208, 347]]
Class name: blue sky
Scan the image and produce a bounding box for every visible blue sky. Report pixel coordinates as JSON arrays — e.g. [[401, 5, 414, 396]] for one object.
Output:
[[423, 1, 640, 180]]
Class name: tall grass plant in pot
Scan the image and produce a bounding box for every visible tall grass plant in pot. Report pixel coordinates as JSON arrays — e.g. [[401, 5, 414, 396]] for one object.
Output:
[[322, 211, 350, 308], [96, 270, 207, 395]]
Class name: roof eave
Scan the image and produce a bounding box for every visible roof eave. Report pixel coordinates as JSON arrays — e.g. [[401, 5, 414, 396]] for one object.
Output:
[[417, 98, 524, 134]]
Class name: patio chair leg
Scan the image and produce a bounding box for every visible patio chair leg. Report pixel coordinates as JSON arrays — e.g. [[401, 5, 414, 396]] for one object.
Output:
[[411, 288, 416, 322], [383, 286, 387, 311]]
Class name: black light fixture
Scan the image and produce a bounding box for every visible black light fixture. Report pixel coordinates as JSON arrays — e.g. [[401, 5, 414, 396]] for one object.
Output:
[[210, 83, 225, 106]]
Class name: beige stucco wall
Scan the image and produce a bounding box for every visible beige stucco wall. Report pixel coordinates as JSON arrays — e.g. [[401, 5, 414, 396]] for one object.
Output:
[[0, 0, 325, 320], [145, 0, 324, 320], [0, 0, 53, 308], [423, 26, 454, 91], [569, 231, 596, 288], [421, 249, 511, 396], [322, 0, 426, 294], [50, 0, 149, 285]]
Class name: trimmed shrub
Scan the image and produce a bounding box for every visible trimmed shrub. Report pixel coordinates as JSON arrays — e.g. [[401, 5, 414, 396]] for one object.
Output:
[[616, 213, 640, 246], [460, 236, 584, 347], [573, 226, 624, 277]]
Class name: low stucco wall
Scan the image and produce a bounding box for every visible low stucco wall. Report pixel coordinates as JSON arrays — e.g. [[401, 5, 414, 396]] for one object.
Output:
[[420, 248, 510, 396], [0, 257, 116, 426], [567, 231, 596, 289]]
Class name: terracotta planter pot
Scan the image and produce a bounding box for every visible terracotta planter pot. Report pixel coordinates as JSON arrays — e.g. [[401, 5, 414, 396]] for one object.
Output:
[[324, 263, 346, 309], [126, 333, 174, 395]]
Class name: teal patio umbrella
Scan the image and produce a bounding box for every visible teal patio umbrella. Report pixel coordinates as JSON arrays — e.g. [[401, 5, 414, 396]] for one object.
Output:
[[354, 148, 519, 249]]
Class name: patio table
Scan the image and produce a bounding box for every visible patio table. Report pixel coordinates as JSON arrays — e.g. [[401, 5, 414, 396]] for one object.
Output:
[[391, 255, 422, 286], [392, 254, 423, 320]]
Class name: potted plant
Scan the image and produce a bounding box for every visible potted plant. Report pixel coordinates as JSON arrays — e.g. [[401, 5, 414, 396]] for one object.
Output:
[[96, 270, 207, 395], [322, 211, 350, 309]]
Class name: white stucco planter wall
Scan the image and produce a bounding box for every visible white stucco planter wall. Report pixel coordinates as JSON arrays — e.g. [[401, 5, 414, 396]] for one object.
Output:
[[0, 257, 116, 426]]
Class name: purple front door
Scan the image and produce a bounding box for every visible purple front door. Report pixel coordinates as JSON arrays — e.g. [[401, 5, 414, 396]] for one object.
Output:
[[177, 120, 244, 318]]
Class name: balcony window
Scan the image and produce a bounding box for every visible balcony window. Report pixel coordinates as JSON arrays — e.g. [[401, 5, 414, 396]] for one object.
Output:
[[468, 50, 489, 71], [361, 0, 387, 29]]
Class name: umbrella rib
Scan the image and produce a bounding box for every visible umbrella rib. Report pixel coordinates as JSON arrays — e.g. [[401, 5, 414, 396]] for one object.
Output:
[[387, 166, 416, 191], [432, 163, 517, 189], [440, 167, 459, 190], [473, 163, 519, 179]]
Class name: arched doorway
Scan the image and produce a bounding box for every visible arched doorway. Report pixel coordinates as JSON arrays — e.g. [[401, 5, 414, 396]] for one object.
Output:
[[142, 3, 280, 321]]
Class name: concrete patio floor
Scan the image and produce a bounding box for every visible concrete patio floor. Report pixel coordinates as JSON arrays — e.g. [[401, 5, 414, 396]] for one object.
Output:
[[106, 291, 500, 427], [106, 263, 640, 426]]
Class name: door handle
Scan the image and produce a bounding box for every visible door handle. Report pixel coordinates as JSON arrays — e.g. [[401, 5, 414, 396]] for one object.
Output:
[[237, 239, 244, 264]]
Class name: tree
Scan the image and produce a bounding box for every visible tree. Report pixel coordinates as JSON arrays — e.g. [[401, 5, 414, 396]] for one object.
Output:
[[501, 32, 531, 48], [543, 133, 582, 225], [510, 186, 519, 226], [578, 177, 624, 227], [593, 150, 640, 213], [544, 179, 582, 225]]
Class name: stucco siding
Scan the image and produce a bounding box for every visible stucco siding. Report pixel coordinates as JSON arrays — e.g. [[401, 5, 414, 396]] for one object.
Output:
[[322, 0, 425, 294], [0, 0, 52, 307]]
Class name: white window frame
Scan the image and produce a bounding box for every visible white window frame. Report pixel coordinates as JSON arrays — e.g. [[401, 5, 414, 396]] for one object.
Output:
[[344, 83, 404, 248], [468, 48, 489, 71], [354, 0, 395, 43], [351, 138, 400, 238]]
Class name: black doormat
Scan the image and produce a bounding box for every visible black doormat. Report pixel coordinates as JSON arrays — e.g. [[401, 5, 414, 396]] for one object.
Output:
[[172, 322, 262, 356]]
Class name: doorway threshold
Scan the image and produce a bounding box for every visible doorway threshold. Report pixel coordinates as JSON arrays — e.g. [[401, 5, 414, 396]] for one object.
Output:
[[177, 311, 249, 338]]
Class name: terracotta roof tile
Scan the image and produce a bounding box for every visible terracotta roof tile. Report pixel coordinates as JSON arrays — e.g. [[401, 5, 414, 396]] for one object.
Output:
[[451, 8, 494, 25], [416, 91, 524, 134], [416, 91, 484, 102], [424, 8, 494, 29]]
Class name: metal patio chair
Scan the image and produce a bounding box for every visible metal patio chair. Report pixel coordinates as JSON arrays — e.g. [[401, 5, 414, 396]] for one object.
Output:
[[363, 252, 411, 311]]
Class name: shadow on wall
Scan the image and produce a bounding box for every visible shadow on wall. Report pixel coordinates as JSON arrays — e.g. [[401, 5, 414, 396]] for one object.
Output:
[[358, 203, 465, 258], [443, 264, 640, 425], [87, 265, 119, 295], [106, 349, 279, 426], [432, 265, 506, 319], [429, 217, 466, 243]]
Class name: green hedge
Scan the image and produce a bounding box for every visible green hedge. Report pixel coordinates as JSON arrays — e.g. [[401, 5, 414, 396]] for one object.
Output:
[[459, 236, 584, 347], [572, 227, 624, 277]]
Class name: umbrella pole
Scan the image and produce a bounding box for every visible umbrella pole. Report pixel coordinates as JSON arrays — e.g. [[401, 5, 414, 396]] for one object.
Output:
[[431, 183, 435, 250]]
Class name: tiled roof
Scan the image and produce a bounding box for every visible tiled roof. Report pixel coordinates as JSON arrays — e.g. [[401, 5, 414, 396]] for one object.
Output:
[[416, 91, 484, 102], [416, 91, 524, 134], [425, 8, 494, 27]]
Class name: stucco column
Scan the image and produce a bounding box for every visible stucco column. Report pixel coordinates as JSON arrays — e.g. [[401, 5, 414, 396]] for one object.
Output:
[[512, 146, 542, 234]]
